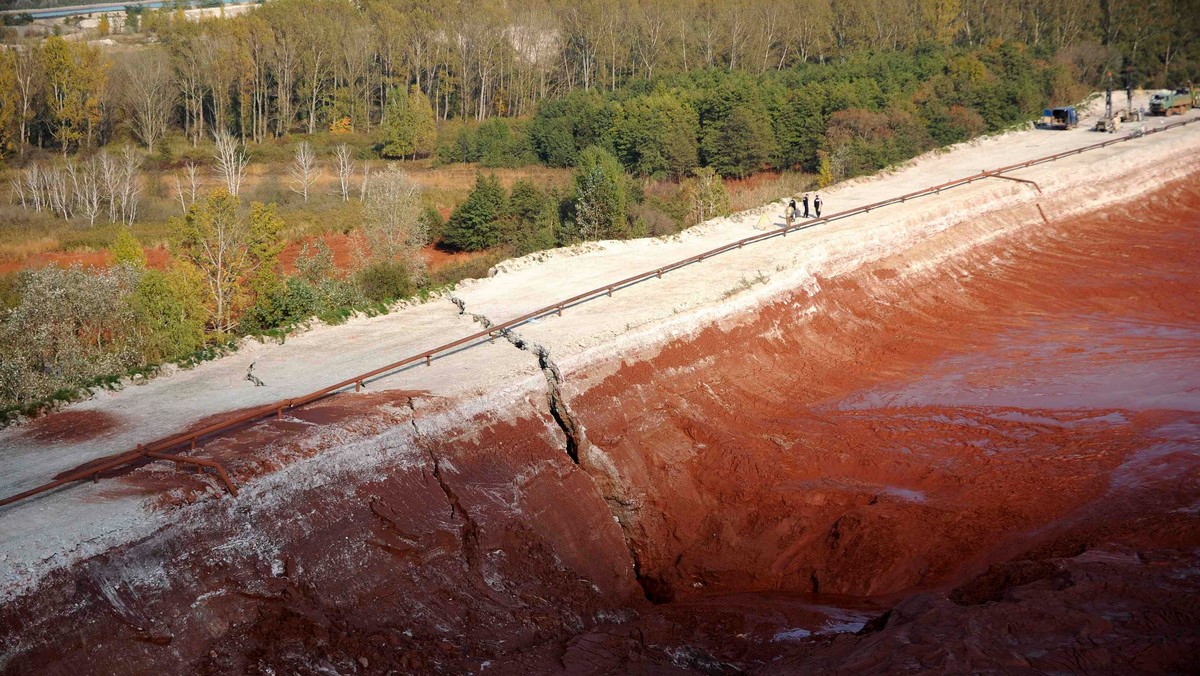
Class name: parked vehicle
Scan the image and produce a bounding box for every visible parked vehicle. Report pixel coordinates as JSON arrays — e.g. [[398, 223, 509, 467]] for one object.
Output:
[[1149, 89, 1193, 116], [1039, 106, 1078, 130]]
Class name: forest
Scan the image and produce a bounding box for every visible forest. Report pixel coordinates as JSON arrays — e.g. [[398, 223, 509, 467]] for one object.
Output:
[[0, 0, 1197, 419]]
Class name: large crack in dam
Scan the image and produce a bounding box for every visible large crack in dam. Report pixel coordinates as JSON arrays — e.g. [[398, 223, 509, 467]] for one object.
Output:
[[3, 169, 1200, 673]]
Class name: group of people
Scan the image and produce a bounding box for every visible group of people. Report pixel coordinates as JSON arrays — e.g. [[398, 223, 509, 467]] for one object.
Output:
[[785, 193, 822, 227]]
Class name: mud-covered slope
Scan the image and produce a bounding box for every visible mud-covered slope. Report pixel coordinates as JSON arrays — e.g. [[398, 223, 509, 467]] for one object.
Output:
[[0, 394, 642, 674], [3, 175, 1200, 674], [567, 175, 1200, 605], [541, 176, 1200, 672]]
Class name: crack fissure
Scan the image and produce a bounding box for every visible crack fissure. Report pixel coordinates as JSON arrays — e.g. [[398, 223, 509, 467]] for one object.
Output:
[[503, 330, 582, 465], [406, 390, 480, 570], [451, 295, 659, 601], [425, 443, 481, 569], [405, 396, 420, 439], [450, 295, 582, 465]]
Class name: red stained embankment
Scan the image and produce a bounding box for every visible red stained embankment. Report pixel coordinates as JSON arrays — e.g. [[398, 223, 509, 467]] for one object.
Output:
[[550, 174, 1200, 671], [2, 175, 1199, 673]]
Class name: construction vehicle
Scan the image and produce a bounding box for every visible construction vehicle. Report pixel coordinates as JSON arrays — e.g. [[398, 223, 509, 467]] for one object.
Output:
[[1093, 82, 1121, 132], [1093, 113, 1121, 132], [1039, 106, 1078, 130], [1149, 89, 1193, 116]]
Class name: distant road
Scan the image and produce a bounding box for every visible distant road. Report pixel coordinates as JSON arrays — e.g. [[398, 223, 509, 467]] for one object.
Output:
[[0, 0, 242, 20]]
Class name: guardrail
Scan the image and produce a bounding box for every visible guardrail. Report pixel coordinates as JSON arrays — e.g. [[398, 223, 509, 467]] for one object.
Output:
[[2, 114, 1196, 511]]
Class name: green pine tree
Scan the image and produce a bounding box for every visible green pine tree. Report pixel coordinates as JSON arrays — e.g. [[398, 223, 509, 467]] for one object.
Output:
[[507, 179, 558, 254], [443, 173, 507, 251], [704, 106, 774, 179]]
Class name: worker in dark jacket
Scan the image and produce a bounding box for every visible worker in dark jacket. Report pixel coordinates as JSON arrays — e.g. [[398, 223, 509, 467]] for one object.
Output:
[[802, 193, 810, 218], [814, 194, 823, 218]]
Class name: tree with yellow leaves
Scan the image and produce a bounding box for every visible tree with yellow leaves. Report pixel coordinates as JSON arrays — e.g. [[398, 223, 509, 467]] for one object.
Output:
[[41, 37, 106, 155], [179, 190, 285, 333]]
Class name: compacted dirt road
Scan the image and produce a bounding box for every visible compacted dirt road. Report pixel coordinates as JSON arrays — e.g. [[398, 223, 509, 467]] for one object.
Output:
[[1, 102, 1199, 673]]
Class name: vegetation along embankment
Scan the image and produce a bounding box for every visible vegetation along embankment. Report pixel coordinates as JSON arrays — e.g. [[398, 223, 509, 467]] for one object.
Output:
[[0, 0, 1196, 422]]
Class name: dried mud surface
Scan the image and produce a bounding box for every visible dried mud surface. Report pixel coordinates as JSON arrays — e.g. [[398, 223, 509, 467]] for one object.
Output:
[[2, 177, 1200, 674]]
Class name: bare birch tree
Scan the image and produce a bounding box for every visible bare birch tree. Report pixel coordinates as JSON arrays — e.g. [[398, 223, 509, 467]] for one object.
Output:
[[289, 141, 317, 203], [117, 146, 142, 225], [118, 48, 176, 153], [333, 143, 355, 201], [46, 168, 70, 219], [359, 165, 427, 274], [99, 151, 121, 223], [69, 159, 102, 226], [213, 130, 249, 197], [10, 176, 27, 210], [174, 161, 201, 214], [359, 160, 372, 202], [21, 166, 42, 212]]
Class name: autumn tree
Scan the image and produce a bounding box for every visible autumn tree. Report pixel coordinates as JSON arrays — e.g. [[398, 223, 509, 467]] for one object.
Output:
[[360, 165, 428, 264], [353, 165, 429, 297], [197, 22, 243, 137], [683, 167, 729, 224], [0, 51, 16, 154], [179, 190, 282, 333], [381, 85, 437, 159], [131, 263, 207, 362], [246, 202, 286, 298], [242, 14, 275, 142], [9, 48, 43, 154], [292, 0, 342, 134], [111, 227, 147, 268], [41, 36, 106, 154]]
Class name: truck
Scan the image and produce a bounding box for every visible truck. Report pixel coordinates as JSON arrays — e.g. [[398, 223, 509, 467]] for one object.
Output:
[[1149, 89, 1193, 116], [1039, 106, 1078, 130]]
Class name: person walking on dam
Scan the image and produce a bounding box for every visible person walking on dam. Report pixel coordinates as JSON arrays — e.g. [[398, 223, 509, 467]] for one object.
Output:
[[786, 198, 797, 227], [802, 193, 810, 218], [814, 194, 823, 218]]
